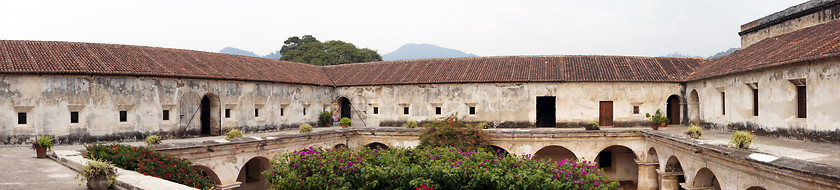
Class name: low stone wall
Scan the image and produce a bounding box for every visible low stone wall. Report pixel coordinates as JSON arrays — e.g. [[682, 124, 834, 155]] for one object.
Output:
[[51, 150, 195, 190]]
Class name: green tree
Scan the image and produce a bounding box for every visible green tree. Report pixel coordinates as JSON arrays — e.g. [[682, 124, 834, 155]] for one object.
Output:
[[278, 35, 382, 65]]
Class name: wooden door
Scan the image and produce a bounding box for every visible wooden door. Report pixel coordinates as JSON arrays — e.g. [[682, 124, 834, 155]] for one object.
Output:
[[599, 101, 613, 126], [667, 95, 681, 125]]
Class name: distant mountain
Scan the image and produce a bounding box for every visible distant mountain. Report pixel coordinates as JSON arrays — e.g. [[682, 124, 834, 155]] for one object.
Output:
[[219, 47, 261, 58], [707, 48, 739, 59], [263, 51, 283, 59], [662, 52, 704, 59], [382, 43, 478, 61]]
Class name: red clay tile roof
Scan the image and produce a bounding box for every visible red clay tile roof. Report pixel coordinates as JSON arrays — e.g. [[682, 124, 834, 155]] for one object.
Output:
[[687, 19, 840, 81], [0, 40, 334, 85], [323, 55, 703, 86]]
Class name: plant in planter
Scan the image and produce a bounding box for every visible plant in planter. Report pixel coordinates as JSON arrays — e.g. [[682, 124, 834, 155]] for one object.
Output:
[[32, 136, 54, 158], [585, 121, 600, 130], [645, 109, 670, 130], [319, 111, 333, 127], [406, 120, 418, 128], [78, 159, 117, 190], [226, 129, 243, 139], [729, 130, 755, 149], [339, 117, 352, 128], [685, 124, 702, 139], [145, 135, 161, 145], [299, 124, 313, 133]]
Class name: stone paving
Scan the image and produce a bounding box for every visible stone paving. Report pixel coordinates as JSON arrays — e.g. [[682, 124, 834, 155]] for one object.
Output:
[[1, 125, 839, 189]]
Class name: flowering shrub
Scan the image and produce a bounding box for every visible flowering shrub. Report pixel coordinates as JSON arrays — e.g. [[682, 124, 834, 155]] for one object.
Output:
[[226, 129, 243, 139], [145, 135, 161, 145], [84, 144, 214, 189], [419, 114, 490, 151], [299, 124, 313, 133], [264, 146, 617, 189]]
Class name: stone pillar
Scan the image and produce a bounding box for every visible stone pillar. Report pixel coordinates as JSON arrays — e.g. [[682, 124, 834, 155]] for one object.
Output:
[[658, 169, 682, 190], [635, 159, 659, 190]]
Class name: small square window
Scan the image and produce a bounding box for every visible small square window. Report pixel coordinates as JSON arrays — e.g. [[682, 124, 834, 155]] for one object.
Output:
[[71, 111, 79, 123], [403, 107, 409, 115], [255, 108, 260, 117], [17, 112, 26, 124], [632, 106, 639, 114], [280, 108, 284, 116], [162, 110, 169, 121], [225, 109, 231, 118], [373, 107, 378, 114], [435, 107, 441, 115], [469, 107, 476, 115], [119, 111, 127, 122]]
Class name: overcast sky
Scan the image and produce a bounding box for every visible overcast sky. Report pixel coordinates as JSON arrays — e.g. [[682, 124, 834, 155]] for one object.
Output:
[[0, 0, 808, 58]]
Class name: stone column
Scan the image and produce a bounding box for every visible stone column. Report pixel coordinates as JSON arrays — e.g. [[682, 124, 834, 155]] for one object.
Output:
[[635, 159, 659, 190], [658, 169, 682, 190]]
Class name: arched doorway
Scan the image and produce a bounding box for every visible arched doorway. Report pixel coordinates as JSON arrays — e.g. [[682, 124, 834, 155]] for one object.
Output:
[[595, 145, 638, 189], [192, 165, 222, 186], [236, 157, 271, 190], [693, 168, 721, 190], [365, 142, 388, 150], [338, 97, 351, 120], [199, 94, 220, 136], [533, 145, 577, 162], [667, 95, 681, 125], [664, 156, 686, 190], [688, 90, 700, 125]]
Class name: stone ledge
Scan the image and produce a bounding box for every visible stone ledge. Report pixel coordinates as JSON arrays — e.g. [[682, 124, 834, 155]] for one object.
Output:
[[50, 150, 196, 190]]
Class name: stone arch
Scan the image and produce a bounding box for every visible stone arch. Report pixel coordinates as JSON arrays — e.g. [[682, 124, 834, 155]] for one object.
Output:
[[200, 93, 221, 136], [334, 143, 348, 149], [594, 145, 639, 187], [693, 168, 721, 190], [666, 94, 681, 125], [533, 145, 578, 162], [364, 142, 388, 150], [192, 165, 222, 185], [688, 89, 700, 125], [646, 147, 659, 163], [236, 156, 271, 190], [662, 156, 686, 190], [746, 186, 766, 190], [488, 145, 509, 155], [337, 97, 352, 120], [664, 156, 684, 173]]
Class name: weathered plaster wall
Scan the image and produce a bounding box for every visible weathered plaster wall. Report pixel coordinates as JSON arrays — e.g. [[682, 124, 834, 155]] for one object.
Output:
[[740, 1, 840, 48], [686, 57, 840, 142], [335, 82, 684, 128], [0, 75, 333, 144]]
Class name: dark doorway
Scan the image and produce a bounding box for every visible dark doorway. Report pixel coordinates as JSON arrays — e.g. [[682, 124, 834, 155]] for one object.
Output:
[[599, 101, 613, 126], [667, 95, 681, 125], [536, 96, 556, 127], [339, 97, 351, 120], [200, 96, 211, 136]]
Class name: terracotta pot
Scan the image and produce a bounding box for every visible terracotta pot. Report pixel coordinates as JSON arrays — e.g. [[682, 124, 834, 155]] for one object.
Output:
[[34, 146, 47, 159], [660, 122, 667, 127], [87, 175, 110, 190], [342, 125, 348, 128], [651, 124, 659, 130]]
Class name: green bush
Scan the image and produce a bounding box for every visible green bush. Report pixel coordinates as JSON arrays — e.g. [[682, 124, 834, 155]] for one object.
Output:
[[729, 130, 755, 149], [339, 117, 352, 127], [226, 129, 242, 139], [419, 114, 490, 151], [586, 122, 600, 130], [318, 111, 333, 127], [299, 124, 313, 133], [78, 158, 117, 187], [406, 120, 418, 128], [32, 136, 54, 150], [264, 146, 618, 190], [686, 125, 702, 139], [84, 144, 214, 189], [145, 135, 161, 145], [473, 122, 488, 129]]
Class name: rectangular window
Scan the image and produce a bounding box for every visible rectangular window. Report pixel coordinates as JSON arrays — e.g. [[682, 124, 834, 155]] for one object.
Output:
[[403, 107, 409, 115], [225, 109, 231, 118], [373, 107, 378, 114], [162, 110, 169, 121], [469, 106, 476, 115], [255, 109, 259, 117], [435, 107, 441, 115], [797, 86, 806, 118], [119, 111, 127, 122], [18, 112, 26, 124], [753, 89, 759, 116], [303, 108, 306, 115], [280, 108, 284, 116], [71, 111, 79, 123], [721, 92, 725, 115], [632, 106, 640, 114]]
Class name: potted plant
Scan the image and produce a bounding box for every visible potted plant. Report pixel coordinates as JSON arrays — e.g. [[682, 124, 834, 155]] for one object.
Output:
[[339, 117, 352, 128], [226, 129, 243, 139], [299, 124, 313, 133], [685, 124, 702, 139], [32, 136, 54, 158], [79, 159, 117, 190], [645, 109, 670, 130], [585, 121, 600, 130], [729, 130, 755, 149], [145, 135, 161, 145], [319, 111, 333, 127]]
